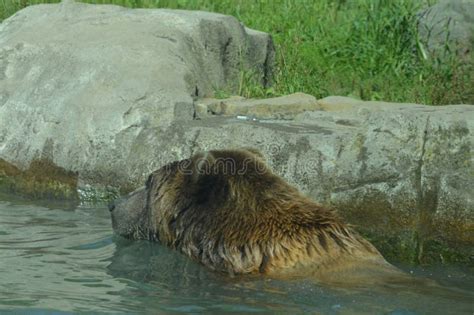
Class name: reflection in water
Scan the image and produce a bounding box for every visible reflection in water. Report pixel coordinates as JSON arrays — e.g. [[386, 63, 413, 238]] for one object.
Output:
[[0, 195, 473, 314]]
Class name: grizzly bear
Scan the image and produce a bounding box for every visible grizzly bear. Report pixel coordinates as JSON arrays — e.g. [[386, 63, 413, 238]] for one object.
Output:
[[110, 148, 405, 285]]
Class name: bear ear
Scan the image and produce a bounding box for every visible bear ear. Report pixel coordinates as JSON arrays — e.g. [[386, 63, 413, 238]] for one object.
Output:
[[242, 147, 266, 161], [189, 151, 229, 205], [190, 151, 216, 183]]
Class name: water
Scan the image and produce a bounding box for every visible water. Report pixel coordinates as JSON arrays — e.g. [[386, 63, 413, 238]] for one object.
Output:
[[0, 195, 473, 314]]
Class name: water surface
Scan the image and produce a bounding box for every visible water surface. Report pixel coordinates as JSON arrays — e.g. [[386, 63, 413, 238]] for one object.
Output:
[[0, 195, 472, 314]]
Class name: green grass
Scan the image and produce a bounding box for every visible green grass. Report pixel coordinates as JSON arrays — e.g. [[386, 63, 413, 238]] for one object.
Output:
[[1, 0, 472, 104]]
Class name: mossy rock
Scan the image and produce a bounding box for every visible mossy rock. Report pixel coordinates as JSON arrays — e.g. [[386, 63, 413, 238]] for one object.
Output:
[[0, 158, 79, 200]]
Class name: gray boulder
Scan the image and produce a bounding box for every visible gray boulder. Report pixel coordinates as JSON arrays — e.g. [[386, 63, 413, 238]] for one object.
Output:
[[0, 2, 472, 265], [418, 0, 474, 58], [0, 0, 274, 195]]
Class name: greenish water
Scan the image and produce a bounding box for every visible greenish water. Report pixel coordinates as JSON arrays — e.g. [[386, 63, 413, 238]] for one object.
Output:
[[0, 195, 473, 314]]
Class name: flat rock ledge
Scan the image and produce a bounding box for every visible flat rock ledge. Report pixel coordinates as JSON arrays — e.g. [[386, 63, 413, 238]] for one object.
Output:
[[0, 2, 472, 265], [195, 93, 321, 120]]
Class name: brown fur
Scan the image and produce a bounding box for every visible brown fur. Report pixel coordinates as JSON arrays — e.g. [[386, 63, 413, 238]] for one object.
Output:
[[110, 148, 404, 284]]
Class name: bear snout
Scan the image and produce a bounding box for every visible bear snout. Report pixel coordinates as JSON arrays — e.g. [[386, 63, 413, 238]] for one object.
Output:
[[109, 187, 149, 240]]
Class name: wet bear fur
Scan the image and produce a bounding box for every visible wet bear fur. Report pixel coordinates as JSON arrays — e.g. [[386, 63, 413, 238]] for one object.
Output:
[[110, 148, 404, 285]]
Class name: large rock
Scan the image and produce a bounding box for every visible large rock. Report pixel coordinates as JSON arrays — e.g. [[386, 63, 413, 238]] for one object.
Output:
[[0, 0, 274, 195], [0, 2, 472, 264], [418, 0, 474, 58]]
